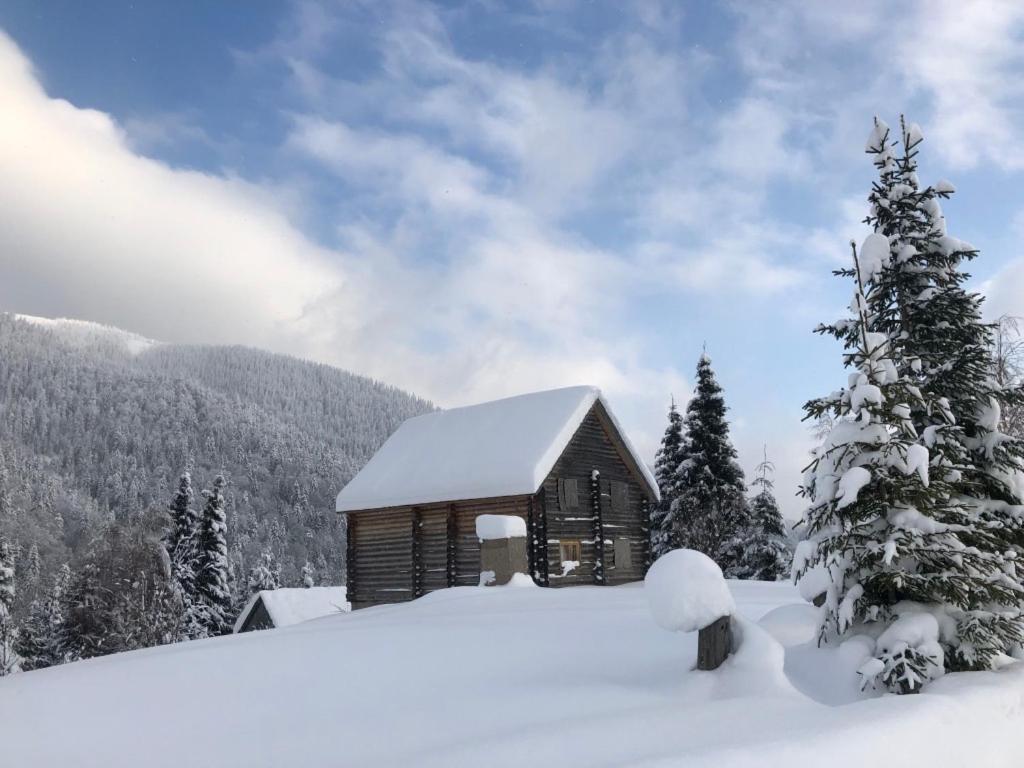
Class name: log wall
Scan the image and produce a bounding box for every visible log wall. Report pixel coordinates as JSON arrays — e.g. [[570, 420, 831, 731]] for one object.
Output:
[[344, 402, 656, 607], [542, 402, 653, 587], [347, 496, 531, 608]]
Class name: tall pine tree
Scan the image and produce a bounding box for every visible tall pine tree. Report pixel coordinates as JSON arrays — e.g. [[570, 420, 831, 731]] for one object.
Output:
[[651, 397, 685, 559], [724, 447, 791, 581], [795, 117, 1024, 693], [0, 538, 17, 674], [670, 354, 749, 568], [195, 475, 231, 636], [16, 580, 65, 671], [167, 470, 202, 638]]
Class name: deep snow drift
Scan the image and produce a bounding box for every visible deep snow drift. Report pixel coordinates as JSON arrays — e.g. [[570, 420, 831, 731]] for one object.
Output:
[[2, 581, 1023, 767]]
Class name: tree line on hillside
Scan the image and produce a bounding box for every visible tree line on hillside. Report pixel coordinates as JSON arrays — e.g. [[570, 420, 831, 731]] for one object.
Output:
[[0, 468, 301, 672], [0, 318, 432, 673]]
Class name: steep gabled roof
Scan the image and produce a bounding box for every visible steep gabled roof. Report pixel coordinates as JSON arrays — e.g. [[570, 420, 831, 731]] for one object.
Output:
[[335, 385, 658, 513]]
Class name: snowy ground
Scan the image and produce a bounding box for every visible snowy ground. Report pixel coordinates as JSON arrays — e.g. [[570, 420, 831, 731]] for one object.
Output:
[[2, 581, 1023, 767]]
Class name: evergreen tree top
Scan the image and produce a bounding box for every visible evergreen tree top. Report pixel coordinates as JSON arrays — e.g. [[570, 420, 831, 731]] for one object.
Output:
[[203, 474, 227, 505], [654, 397, 685, 496], [751, 445, 775, 493], [169, 471, 195, 513], [680, 353, 745, 490]]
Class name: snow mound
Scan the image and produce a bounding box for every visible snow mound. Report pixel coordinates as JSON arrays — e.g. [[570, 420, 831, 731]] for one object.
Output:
[[861, 613, 945, 693], [646, 549, 735, 633], [13, 313, 157, 354], [758, 603, 820, 647], [876, 613, 942, 659], [6, 582, 1024, 767], [505, 572, 536, 588], [476, 514, 527, 541]]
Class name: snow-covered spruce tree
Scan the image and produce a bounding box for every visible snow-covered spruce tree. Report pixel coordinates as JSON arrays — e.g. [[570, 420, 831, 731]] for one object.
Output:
[[54, 563, 71, 601], [195, 475, 232, 636], [0, 538, 17, 674], [670, 354, 750, 569], [16, 583, 65, 671], [797, 242, 949, 693], [848, 117, 1024, 673], [301, 561, 315, 588], [0, 451, 12, 519], [59, 561, 109, 661], [167, 471, 199, 584], [651, 397, 686, 559], [167, 471, 203, 637], [725, 448, 791, 581], [23, 543, 41, 595], [248, 549, 281, 594]]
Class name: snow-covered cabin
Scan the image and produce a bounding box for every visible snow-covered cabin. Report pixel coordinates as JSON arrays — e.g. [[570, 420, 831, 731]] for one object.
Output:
[[233, 587, 350, 633], [336, 386, 660, 609]]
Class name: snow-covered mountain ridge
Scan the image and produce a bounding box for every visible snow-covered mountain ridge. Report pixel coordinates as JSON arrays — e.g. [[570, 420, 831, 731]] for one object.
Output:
[[13, 313, 158, 355], [0, 312, 433, 603]]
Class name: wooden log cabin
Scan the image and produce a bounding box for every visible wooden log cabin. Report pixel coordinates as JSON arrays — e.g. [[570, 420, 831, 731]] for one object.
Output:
[[335, 386, 660, 609]]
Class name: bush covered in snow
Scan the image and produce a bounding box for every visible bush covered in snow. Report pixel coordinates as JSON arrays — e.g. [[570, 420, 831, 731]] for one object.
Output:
[[858, 612, 944, 694]]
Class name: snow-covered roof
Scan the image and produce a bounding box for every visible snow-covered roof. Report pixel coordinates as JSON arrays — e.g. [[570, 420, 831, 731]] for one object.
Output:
[[336, 385, 658, 513], [233, 587, 350, 633]]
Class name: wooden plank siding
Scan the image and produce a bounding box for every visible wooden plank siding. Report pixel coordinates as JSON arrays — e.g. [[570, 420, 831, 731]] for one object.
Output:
[[344, 401, 656, 608], [236, 597, 275, 633], [542, 402, 652, 587]]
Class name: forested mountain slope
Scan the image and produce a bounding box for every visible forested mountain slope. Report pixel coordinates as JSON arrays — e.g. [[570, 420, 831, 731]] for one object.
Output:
[[0, 313, 432, 609]]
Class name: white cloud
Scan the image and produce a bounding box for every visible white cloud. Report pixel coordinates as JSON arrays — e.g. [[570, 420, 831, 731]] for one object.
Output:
[[0, 32, 341, 353], [732, 0, 1024, 171], [894, 0, 1024, 170], [0, 28, 687, 465]]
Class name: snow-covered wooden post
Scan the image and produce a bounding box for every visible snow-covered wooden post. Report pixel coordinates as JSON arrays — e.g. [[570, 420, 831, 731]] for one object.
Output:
[[645, 549, 736, 671], [476, 515, 528, 586]]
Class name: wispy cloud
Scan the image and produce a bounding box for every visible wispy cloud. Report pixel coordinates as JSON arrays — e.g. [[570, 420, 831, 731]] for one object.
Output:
[[8, 0, 1024, 516]]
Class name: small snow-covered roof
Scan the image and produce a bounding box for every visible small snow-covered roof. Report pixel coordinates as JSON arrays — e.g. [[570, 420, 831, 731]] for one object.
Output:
[[233, 587, 350, 633], [336, 385, 658, 513]]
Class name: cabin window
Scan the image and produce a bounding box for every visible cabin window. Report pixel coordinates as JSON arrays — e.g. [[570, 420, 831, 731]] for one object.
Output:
[[559, 539, 581, 565], [558, 478, 579, 510], [610, 481, 629, 513], [613, 538, 633, 570]]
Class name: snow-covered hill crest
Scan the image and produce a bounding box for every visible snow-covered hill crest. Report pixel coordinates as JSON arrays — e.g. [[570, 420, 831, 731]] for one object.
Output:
[[12, 313, 158, 354], [3, 581, 1022, 768]]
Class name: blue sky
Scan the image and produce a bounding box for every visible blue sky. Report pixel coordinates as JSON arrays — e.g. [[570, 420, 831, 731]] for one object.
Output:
[[3, 1, 1024, 514]]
